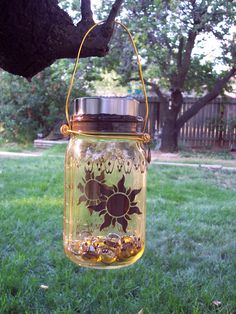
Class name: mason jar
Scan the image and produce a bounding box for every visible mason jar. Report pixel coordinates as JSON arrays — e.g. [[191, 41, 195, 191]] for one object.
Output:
[[63, 97, 148, 269]]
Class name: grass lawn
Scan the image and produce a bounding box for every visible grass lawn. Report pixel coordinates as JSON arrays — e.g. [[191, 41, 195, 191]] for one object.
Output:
[[179, 149, 235, 160], [0, 152, 235, 314]]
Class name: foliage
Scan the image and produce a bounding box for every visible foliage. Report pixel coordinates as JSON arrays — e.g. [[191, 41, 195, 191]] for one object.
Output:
[[0, 60, 92, 143], [98, 0, 235, 92], [0, 154, 236, 313]]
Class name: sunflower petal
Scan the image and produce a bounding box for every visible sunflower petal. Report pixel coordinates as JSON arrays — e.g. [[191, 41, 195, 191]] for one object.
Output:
[[99, 209, 106, 216], [85, 170, 91, 181], [125, 214, 131, 220], [78, 195, 87, 204], [112, 218, 116, 227], [117, 217, 128, 232], [100, 194, 107, 201], [126, 187, 131, 195], [77, 183, 84, 192], [88, 201, 106, 213], [88, 206, 93, 215], [129, 188, 141, 202], [118, 175, 126, 193], [100, 184, 113, 197], [128, 206, 142, 215], [113, 185, 118, 192], [96, 171, 105, 182], [100, 214, 112, 231]]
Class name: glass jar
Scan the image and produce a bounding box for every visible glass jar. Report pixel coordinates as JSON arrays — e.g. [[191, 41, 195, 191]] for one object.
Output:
[[63, 97, 148, 269]]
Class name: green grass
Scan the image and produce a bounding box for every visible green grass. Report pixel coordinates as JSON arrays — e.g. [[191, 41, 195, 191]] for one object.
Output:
[[43, 143, 68, 155], [0, 154, 236, 314], [0, 141, 37, 152], [179, 149, 235, 160], [153, 158, 236, 168]]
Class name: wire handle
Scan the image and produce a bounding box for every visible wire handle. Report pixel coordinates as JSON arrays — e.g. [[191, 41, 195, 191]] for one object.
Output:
[[61, 20, 150, 143]]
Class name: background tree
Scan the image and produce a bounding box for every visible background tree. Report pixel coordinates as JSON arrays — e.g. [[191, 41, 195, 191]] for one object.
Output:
[[97, 0, 236, 152]]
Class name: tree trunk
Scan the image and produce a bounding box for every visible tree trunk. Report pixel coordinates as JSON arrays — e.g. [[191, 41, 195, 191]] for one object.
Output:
[[159, 90, 183, 152], [160, 118, 178, 152]]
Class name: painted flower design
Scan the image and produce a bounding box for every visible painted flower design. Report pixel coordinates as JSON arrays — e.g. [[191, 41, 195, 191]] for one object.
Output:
[[78, 170, 105, 213], [88, 175, 142, 232]]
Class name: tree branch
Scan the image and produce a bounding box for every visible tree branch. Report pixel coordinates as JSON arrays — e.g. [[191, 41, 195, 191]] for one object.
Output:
[[144, 80, 167, 104], [104, 0, 123, 30], [130, 77, 167, 104], [176, 30, 197, 87], [177, 37, 184, 72], [81, 0, 93, 22], [176, 67, 236, 130], [0, 0, 124, 79], [174, 2, 210, 88]]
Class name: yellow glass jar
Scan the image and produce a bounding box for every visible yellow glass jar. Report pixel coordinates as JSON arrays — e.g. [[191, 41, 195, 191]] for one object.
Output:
[[63, 97, 147, 269]]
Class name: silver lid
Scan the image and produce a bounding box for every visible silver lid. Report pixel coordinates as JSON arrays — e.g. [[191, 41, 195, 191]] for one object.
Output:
[[74, 96, 139, 116]]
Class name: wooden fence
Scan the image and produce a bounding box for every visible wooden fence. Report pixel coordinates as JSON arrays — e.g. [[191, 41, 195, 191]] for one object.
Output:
[[138, 96, 236, 148]]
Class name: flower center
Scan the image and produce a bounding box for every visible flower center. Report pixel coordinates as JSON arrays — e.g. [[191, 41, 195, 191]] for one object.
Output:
[[107, 193, 130, 217], [85, 180, 100, 200]]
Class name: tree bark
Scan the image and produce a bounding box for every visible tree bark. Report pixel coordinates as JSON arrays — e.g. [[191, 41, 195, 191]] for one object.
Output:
[[161, 116, 179, 152], [159, 90, 183, 152], [0, 0, 123, 79]]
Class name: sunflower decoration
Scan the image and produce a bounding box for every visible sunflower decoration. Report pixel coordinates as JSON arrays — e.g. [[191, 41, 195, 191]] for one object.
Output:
[[88, 175, 142, 232], [78, 170, 106, 214]]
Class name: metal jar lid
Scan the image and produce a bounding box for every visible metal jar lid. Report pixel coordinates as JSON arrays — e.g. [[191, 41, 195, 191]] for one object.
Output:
[[74, 96, 139, 116]]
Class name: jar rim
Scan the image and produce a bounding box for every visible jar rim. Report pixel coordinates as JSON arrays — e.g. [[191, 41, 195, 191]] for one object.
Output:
[[71, 113, 143, 134]]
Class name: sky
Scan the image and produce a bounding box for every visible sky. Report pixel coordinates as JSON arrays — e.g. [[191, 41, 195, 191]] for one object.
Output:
[[91, 0, 102, 14]]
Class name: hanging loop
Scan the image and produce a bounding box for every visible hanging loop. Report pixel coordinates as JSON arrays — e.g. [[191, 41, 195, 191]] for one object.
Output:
[[62, 20, 150, 143]]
